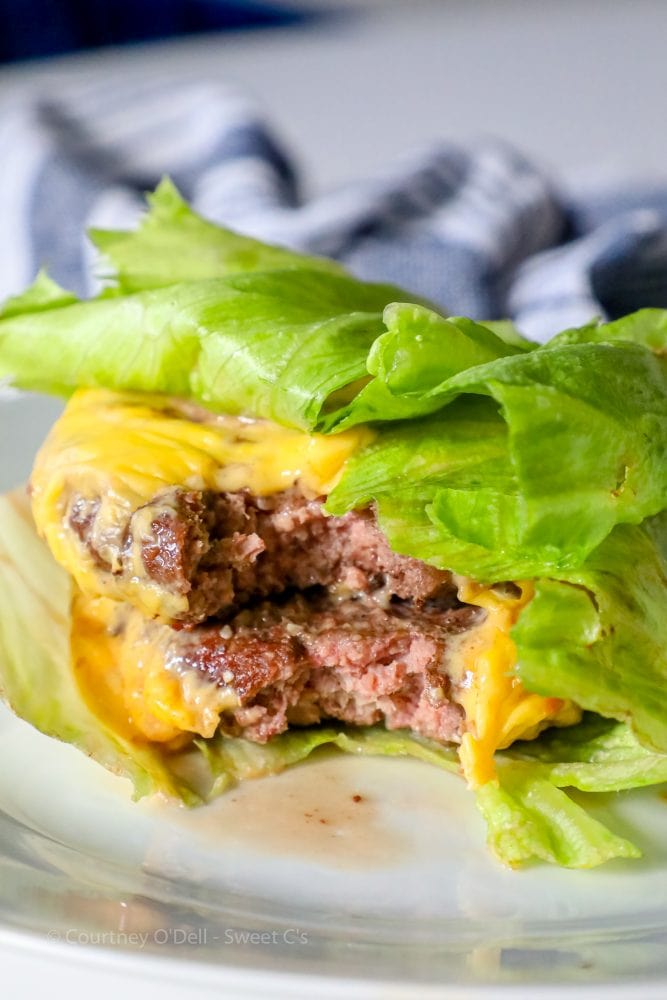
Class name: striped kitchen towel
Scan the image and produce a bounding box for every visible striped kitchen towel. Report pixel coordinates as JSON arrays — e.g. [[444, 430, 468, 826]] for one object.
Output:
[[3, 75, 667, 342]]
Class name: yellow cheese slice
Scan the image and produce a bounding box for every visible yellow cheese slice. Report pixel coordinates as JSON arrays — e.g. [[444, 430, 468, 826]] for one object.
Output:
[[30, 388, 372, 618], [454, 578, 581, 788]]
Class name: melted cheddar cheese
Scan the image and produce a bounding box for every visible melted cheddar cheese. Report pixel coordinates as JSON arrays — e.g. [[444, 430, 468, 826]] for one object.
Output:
[[30, 388, 372, 618], [71, 590, 237, 744], [453, 578, 581, 788]]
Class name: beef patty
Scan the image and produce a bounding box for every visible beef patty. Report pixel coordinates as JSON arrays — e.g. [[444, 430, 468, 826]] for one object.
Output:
[[114, 587, 482, 745], [69, 487, 452, 626]]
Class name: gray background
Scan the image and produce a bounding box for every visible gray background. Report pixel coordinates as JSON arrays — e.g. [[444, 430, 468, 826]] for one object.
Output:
[[2, 0, 667, 193]]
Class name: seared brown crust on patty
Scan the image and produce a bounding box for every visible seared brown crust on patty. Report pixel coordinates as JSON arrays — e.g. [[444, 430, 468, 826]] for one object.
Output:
[[148, 589, 480, 744], [70, 487, 453, 626]]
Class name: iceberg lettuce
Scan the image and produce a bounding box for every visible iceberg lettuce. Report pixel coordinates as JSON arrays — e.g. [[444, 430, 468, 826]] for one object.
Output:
[[0, 491, 200, 805], [1, 186, 666, 582], [89, 178, 348, 291], [513, 513, 667, 753]]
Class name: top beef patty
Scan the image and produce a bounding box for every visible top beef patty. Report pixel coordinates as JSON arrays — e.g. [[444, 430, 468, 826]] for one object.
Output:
[[67, 487, 452, 626]]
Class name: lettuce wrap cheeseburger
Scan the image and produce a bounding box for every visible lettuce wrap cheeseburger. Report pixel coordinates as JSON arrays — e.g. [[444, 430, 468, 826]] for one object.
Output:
[[0, 181, 666, 869]]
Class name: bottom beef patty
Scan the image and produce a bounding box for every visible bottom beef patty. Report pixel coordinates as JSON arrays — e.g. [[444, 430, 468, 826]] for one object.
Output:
[[104, 588, 483, 745]]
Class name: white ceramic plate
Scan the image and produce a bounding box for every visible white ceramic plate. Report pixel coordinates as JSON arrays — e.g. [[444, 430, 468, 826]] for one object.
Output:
[[1, 392, 667, 999]]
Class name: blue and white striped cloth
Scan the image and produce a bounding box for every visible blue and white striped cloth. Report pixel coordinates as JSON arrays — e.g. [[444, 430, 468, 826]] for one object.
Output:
[[3, 76, 667, 342]]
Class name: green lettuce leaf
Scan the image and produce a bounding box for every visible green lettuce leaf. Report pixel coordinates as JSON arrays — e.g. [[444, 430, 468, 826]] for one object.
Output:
[[0, 270, 77, 319], [480, 714, 667, 868], [550, 308, 667, 352], [480, 318, 535, 352], [476, 773, 640, 869], [4, 280, 663, 582], [0, 275, 520, 437], [89, 178, 347, 292], [0, 270, 394, 426], [0, 491, 201, 805], [513, 512, 667, 753], [196, 725, 460, 798], [317, 304, 522, 427], [327, 396, 528, 578], [4, 187, 666, 581], [503, 712, 667, 792], [328, 310, 667, 577]]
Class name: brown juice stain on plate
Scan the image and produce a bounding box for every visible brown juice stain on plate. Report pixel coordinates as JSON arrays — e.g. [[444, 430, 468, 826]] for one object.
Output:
[[170, 756, 408, 869]]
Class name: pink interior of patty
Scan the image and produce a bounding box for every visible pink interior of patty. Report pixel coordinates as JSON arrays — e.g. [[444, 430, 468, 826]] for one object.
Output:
[[159, 590, 480, 745]]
